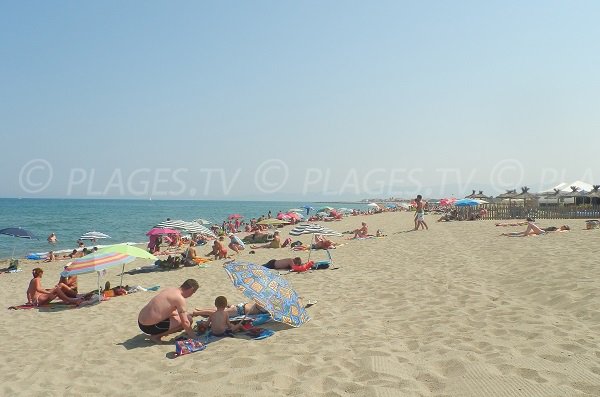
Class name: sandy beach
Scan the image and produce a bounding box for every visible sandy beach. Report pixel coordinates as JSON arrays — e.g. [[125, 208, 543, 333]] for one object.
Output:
[[1, 212, 599, 396]]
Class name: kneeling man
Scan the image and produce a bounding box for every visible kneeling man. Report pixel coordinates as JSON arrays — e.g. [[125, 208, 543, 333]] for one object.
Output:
[[138, 279, 199, 343]]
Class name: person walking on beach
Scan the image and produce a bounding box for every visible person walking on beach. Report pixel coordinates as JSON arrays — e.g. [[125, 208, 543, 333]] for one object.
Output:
[[414, 195, 428, 230], [137, 279, 199, 343]]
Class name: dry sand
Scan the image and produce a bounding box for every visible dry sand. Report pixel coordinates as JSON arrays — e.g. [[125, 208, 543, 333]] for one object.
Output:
[[1, 212, 599, 396]]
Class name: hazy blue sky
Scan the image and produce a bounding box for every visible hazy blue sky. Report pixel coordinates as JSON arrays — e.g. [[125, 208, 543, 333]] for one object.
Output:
[[1, 1, 599, 200]]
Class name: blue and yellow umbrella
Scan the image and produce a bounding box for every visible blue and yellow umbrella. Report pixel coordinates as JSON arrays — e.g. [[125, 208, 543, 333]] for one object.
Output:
[[224, 262, 310, 327]]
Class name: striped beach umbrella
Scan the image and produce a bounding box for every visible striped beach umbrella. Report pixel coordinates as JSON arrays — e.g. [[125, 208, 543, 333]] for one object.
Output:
[[289, 224, 341, 262], [183, 222, 216, 238], [79, 231, 111, 241], [96, 244, 157, 286], [62, 252, 137, 302], [289, 224, 342, 237], [155, 219, 189, 229]]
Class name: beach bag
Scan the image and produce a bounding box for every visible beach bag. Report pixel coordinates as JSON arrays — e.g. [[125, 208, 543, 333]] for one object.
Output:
[[175, 338, 206, 356], [312, 261, 330, 270], [290, 240, 303, 248]]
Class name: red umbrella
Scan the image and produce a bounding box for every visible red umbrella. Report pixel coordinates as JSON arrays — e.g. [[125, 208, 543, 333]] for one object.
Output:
[[228, 214, 243, 220], [286, 212, 302, 220]]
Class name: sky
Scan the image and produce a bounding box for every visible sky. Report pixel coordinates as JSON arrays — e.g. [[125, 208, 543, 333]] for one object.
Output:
[[1, 1, 599, 200]]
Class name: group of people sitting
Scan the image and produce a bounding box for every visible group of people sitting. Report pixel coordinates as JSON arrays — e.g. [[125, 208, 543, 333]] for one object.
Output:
[[26, 267, 82, 306]]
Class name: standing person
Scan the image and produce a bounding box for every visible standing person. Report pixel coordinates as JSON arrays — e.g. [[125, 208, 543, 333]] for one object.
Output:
[[47, 233, 57, 244], [137, 279, 199, 343], [414, 194, 428, 230]]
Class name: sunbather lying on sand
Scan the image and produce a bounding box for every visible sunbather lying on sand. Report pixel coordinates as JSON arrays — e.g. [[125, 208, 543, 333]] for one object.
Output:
[[501, 221, 569, 236]]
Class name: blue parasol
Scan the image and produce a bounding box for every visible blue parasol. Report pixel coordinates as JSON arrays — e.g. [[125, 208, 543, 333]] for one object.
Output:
[[224, 262, 310, 327]]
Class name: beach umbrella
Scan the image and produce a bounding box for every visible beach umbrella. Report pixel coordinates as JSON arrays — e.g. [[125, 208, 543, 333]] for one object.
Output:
[[0, 227, 38, 259], [228, 214, 243, 220], [367, 203, 380, 208], [155, 219, 189, 229], [454, 199, 480, 207], [288, 208, 303, 213], [286, 212, 302, 220], [224, 262, 310, 327], [62, 252, 137, 301], [79, 231, 111, 241], [183, 222, 216, 238], [316, 207, 334, 213], [289, 224, 342, 237], [440, 198, 457, 206], [96, 244, 157, 287], [289, 224, 342, 262], [257, 218, 290, 225], [194, 218, 211, 225], [146, 227, 180, 236], [397, 202, 411, 209], [0, 227, 37, 239]]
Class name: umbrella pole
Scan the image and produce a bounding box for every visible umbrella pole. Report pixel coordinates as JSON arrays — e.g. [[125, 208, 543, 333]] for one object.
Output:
[[307, 235, 314, 263], [97, 272, 101, 304], [120, 264, 124, 287]]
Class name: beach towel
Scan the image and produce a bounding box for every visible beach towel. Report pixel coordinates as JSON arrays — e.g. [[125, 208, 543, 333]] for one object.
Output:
[[8, 302, 76, 311]]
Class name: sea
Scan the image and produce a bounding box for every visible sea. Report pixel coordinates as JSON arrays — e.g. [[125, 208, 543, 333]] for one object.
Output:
[[0, 198, 371, 259]]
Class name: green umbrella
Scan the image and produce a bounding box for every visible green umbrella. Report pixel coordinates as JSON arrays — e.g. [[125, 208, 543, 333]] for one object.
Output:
[[96, 244, 157, 286]]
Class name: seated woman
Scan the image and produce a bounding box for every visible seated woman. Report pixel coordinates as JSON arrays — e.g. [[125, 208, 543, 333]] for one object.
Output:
[[251, 231, 282, 249], [44, 251, 56, 262], [27, 268, 82, 306], [183, 241, 199, 266], [57, 268, 78, 298], [352, 222, 368, 238]]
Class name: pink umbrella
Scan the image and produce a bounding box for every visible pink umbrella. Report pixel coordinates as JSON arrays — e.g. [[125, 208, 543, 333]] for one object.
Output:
[[286, 212, 302, 220], [440, 198, 457, 206], [146, 227, 180, 236], [228, 214, 243, 220]]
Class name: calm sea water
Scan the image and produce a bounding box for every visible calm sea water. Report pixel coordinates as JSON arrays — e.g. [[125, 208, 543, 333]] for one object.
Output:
[[0, 198, 370, 259]]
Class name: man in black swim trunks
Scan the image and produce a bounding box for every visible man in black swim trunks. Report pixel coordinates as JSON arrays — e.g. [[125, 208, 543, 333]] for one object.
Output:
[[262, 257, 302, 270], [137, 279, 199, 343]]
